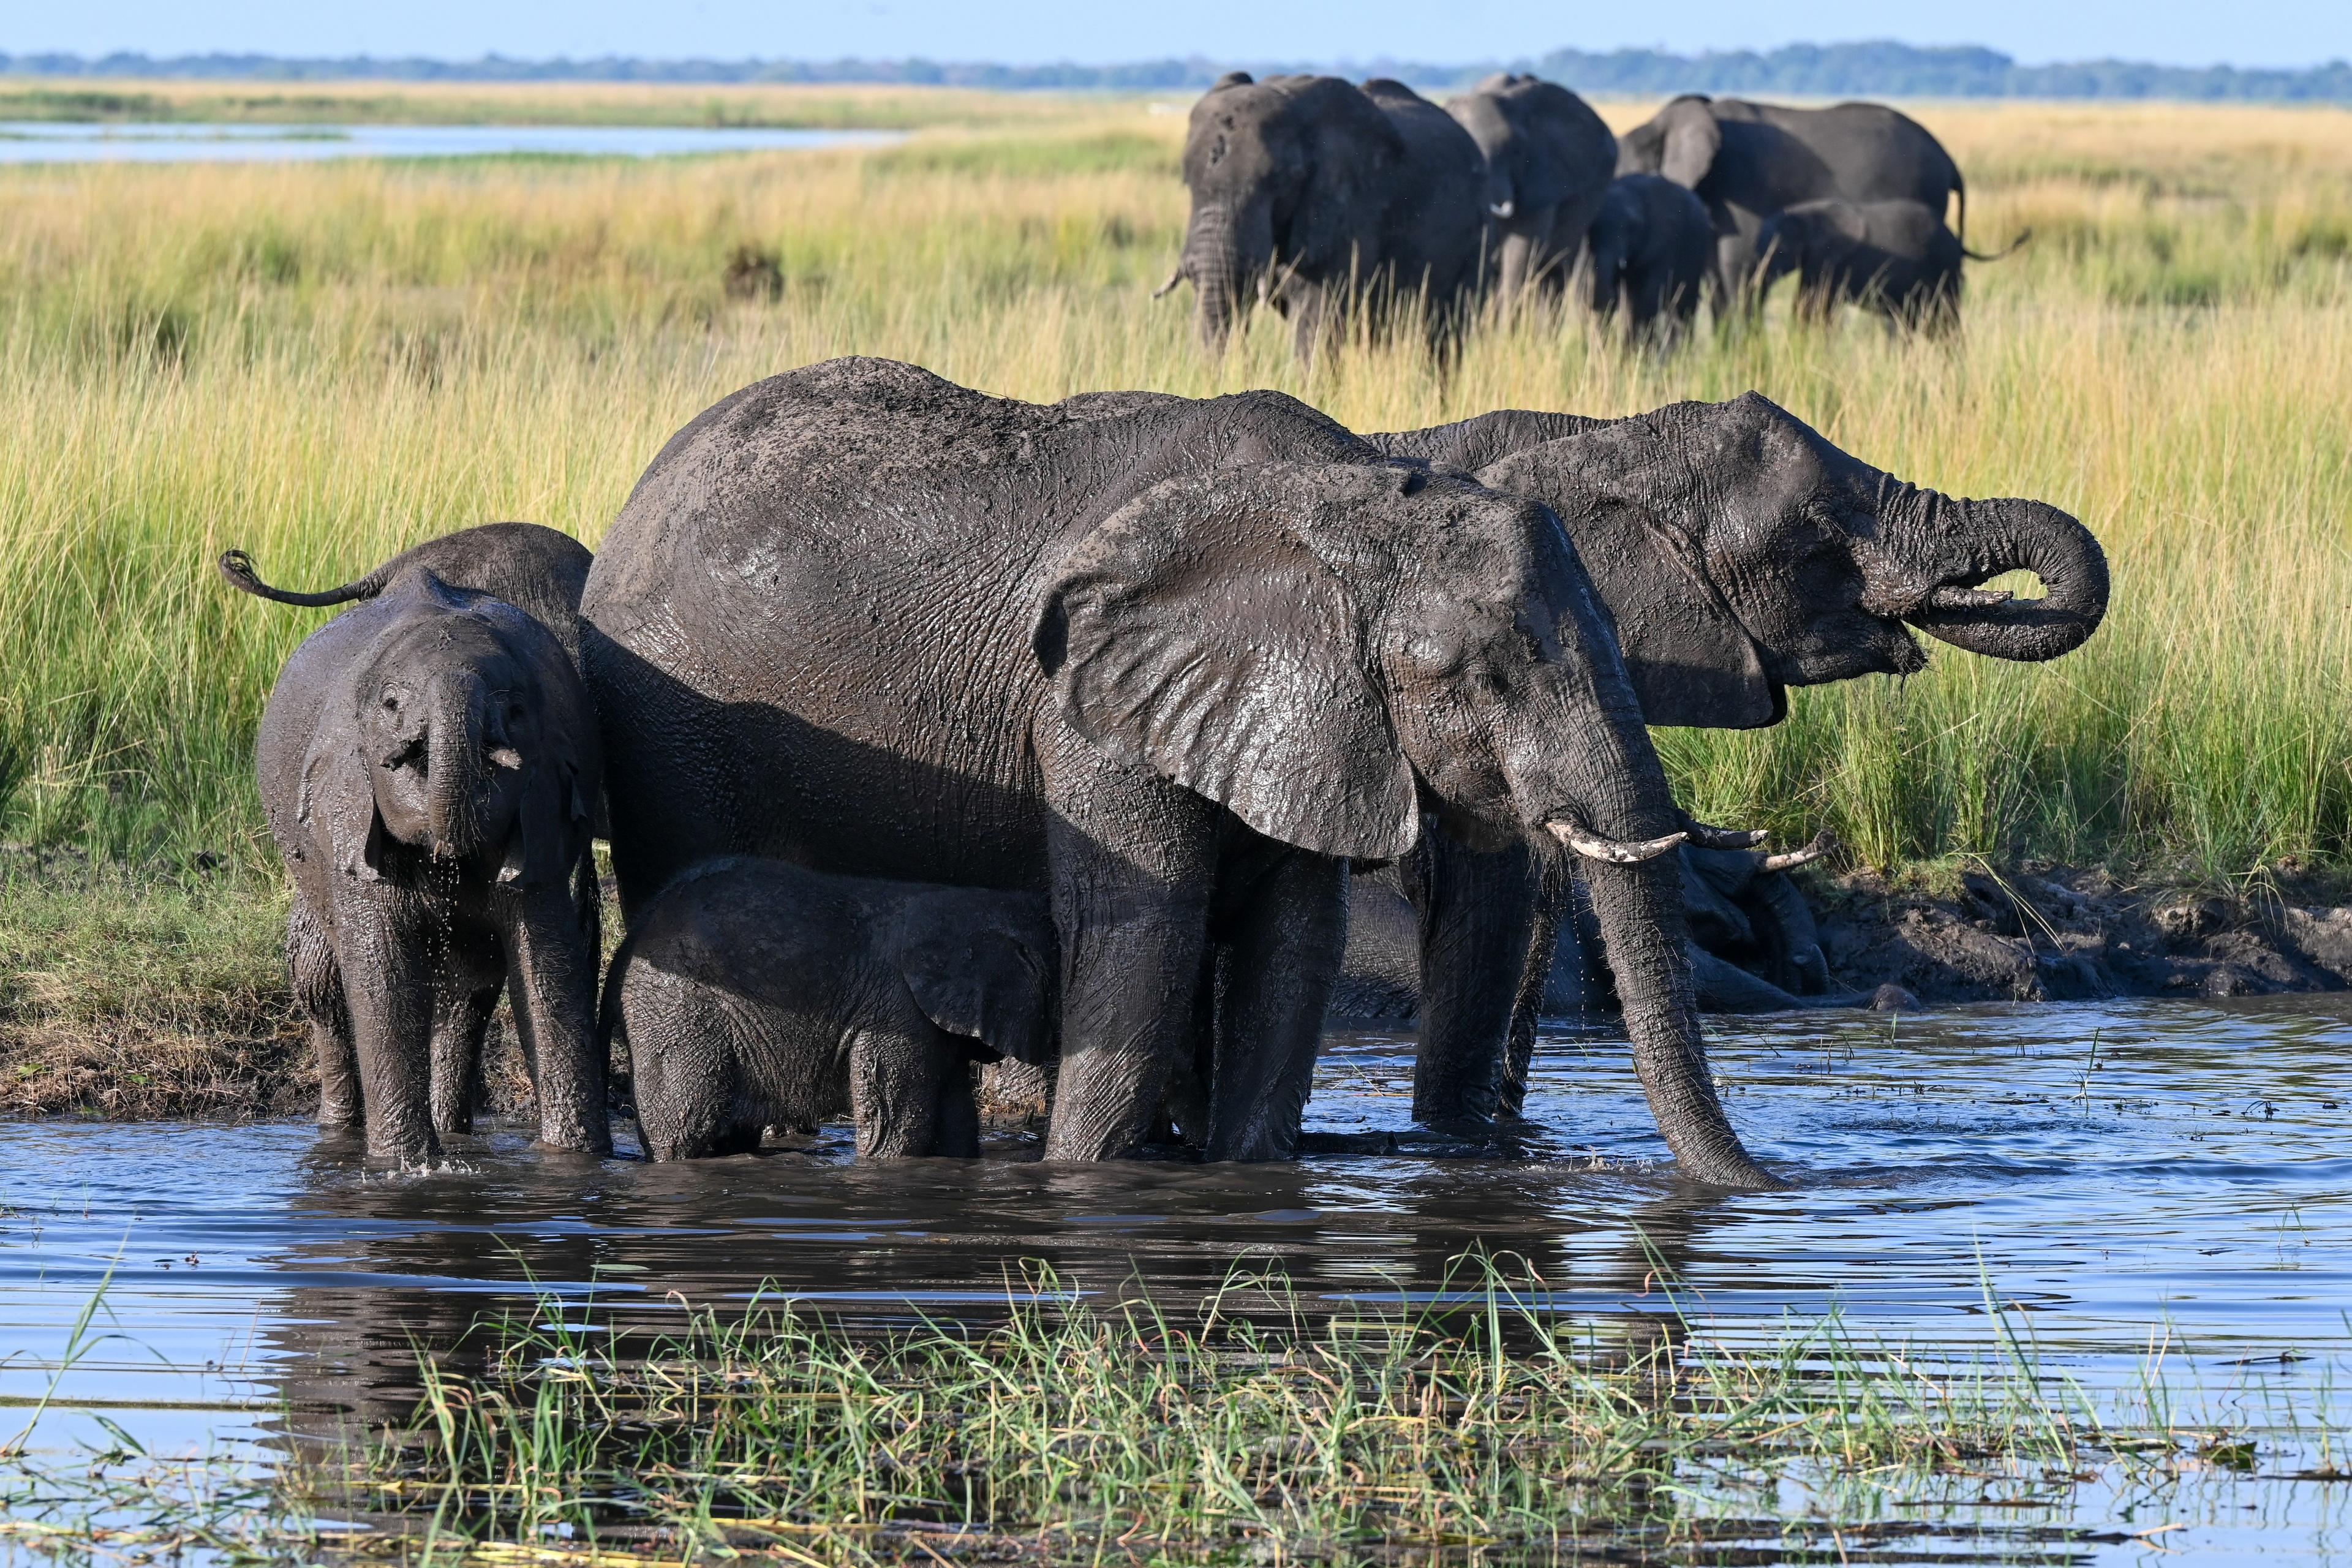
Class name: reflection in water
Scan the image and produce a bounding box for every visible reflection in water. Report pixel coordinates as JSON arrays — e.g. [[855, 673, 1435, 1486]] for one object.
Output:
[[2, 997, 2351, 1561]]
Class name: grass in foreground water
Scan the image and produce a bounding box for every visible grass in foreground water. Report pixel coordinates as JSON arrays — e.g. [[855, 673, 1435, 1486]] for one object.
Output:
[[5, 98, 2351, 887], [1, 1260, 2338, 1563]]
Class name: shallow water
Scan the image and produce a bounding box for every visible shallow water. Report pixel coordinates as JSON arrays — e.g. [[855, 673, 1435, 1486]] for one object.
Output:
[[3, 996, 2351, 1561], [0, 122, 901, 164]]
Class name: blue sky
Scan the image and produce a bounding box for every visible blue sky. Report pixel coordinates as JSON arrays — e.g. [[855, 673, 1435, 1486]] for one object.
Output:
[[7, 1, 2348, 70]]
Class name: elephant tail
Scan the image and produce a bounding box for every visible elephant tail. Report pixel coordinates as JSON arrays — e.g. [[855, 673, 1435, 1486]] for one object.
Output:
[[217, 548, 388, 608], [1963, 228, 2032, 263]]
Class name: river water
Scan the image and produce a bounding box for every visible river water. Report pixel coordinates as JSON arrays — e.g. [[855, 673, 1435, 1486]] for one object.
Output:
[[2, 997, 2349, 1561], [0, 123, 902, 164]]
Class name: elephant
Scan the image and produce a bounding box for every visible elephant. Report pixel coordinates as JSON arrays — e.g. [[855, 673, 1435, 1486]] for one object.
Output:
[[603, 858, 1057, 1161], [1585, 175, 1714, 342], [581, 356, 1771, 1185], [1368, 393, 2109, 1122], [1443, 74, 1616, 301], [1617, 96, 1964, 313], [1756, 198, 2028, 334], [227, 555, 606, 1164], [1164, 72, 1488, 358]]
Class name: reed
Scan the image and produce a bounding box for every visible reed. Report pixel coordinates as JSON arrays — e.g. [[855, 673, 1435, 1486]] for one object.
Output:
[[2, 98, 2350, 878]]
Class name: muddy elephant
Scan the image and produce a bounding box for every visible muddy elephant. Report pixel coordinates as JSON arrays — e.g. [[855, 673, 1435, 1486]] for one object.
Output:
[[1618, 96, 1964, 312], [1586, 174, 1714, 342], [605, 858, 1056, 1161], [1165, 72, 1488, 358], [1757, 197, 2027, 334], [229, 548, 606, 1164], [1444, 74, 1616, 300], [1368, 393, 2108, 1123], [582, 356, 1770, 1185]]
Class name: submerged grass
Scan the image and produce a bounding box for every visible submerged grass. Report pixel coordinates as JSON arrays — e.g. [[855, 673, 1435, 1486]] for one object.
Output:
[[4, 1259, 2337, 1564], [4, 99, 2351, 886]]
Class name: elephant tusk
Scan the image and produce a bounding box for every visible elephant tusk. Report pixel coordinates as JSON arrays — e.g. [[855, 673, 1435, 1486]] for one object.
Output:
[[1757, 829, 1839, 875], [488, 746, 524, 771], [1546, 821, 1687, 864], [1925, 584, 2015, 610], [1489, 200, 1515, 219], [1150, 268, 1185, 300], [1679, 813, 1769, 850]]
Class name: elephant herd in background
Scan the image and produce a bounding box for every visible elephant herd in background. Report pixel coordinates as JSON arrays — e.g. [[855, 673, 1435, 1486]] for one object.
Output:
[[1167, 73, 2016, 351], [224, 356, 2106, 1186]]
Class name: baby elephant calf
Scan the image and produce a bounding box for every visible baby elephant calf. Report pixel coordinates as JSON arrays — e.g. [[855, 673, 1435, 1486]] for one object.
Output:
[[1756, 198, 2026, 333], [605, 859, 1058, 1160], [1586, 173, 1715, 342], [238, 549, 606, 1165]]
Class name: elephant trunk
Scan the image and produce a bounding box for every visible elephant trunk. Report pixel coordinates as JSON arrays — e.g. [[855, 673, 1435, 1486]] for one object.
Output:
[[1495, 225, 1539, 302], [424, 670, 495, 861], [1185, 201, 1243, 351], [1874, 483, 2111, 662]]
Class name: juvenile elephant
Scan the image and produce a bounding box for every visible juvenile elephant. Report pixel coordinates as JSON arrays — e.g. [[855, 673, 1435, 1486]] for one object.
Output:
[[584, 357, 1771, 1185], [1167, 72, 1488, 357], [1444, 74, 1616, 300], [230, 557, 605, 1164], [1586, 175, 1714, 341], [1618, 96, 1964, 312], [1370, 394, 2108, 1123], [605, 858, 1055, 1161], [1757, 198, 2025, 333]]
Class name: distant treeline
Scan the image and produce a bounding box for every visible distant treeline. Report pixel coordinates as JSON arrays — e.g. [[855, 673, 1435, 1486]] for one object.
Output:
[[3, 41, 2350, 102]]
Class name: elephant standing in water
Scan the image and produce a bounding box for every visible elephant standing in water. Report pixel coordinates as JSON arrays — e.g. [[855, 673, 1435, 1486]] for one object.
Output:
[[1443, 74, 1616, 301], [1368, 394, 2109, 1123], [582, 356, 1770, 1185], [1166, 73, 1488, 357], [1618, 96, 1965, 312]]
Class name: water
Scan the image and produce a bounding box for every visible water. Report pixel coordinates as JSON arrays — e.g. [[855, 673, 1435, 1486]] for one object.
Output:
[[3, 996, 2350, 1561], [0, 122, 902, 164]]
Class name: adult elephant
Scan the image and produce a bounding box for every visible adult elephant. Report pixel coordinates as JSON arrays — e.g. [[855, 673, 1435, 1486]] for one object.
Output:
[[1369, 393, 2108, 1123], [1443, 74, 1616, 301], [1617, 96, 1963, 312], [582, 357, 1770, 1185], [1166, 72, 1487, 358]]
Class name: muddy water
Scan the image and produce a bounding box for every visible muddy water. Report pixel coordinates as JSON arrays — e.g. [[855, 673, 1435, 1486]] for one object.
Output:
[[3, 997, 2351, 1561]]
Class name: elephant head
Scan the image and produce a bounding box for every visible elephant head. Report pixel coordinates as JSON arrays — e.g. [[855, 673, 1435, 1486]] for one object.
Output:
[[1618, 94, 1722, 189], [1473, 394, 2109, 728], [306, 570, 596, 890], [1035, 459, 1769, 1185], [1174, 73, 1404, 349], [1446, 74, 1617, 298]]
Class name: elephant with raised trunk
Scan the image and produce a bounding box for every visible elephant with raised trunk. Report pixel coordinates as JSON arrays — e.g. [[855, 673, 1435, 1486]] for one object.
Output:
[[1444, 74, 1616, 301], [1167, 73, 1487, 358], [582, 357, 1770, 1185], [230, 548, 606, 1165], [1618, 96, 1964, 314], [1370, 394, 2108, 1123]]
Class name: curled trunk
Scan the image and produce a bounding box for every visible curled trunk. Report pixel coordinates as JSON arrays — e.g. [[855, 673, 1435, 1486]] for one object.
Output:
[[1879, 486, 2110, 662], [425, 671, 492, 860]]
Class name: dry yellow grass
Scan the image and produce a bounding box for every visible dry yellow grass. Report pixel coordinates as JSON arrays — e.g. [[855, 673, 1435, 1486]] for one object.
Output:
[[1, 95, 2348, 875]]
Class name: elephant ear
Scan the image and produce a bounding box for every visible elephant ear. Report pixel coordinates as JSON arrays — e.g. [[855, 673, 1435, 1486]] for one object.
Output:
[[1287, 80, 1406, 274], [298, 737, 391, 882], [496, 638, 600, 891], [1033, 470, 1420, 860], [1658, 98, 1722, 189], [1478, 429, 1784, 730], [893, 892, 1057, 1068]]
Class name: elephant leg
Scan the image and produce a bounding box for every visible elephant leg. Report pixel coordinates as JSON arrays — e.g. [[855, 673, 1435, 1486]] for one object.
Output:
[[850, 1027, 966, 1159], [287, 897, 360, 1131], [1402, 826, 1543, 1129], [1204, 842, 1349, 1161], [1499, 851, 1572, 1119], [329, 890, 437, 1165], [428, 925, 503, 1138], [1286, 277, 1335, 364], [499, 880, 611, 1156]]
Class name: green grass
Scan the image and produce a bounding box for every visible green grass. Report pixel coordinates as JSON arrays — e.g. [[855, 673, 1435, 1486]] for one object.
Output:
[[3, 99, 2351, 888]]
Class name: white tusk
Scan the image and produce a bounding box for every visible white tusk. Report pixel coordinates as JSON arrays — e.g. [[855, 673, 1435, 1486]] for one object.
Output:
[[1547, 821, 1687, 864], [1150, 268, 1185, 300], [1758, 830, 1838, 874], [1489, 200, 1515, 219], [488, 746, 524, 771], [1681, 815, 1768, 850]]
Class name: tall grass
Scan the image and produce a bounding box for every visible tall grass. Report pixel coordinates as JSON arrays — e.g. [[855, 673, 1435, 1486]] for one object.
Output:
[[4, 99, 2351, 875]]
